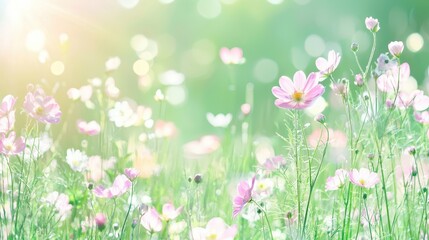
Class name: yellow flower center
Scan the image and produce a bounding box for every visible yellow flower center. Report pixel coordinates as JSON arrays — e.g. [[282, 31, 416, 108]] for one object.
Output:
[[207, 233, 217, 240], [292, 91, 303, 102], [359, 179, 366, 186], [35, 106, 44, 116]]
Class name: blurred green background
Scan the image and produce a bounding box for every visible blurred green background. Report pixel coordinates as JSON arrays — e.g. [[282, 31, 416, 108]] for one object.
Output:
[[1, 0, 429, 143]]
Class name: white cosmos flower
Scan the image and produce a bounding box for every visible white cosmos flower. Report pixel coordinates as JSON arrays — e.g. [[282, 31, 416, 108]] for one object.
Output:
[[66, 149, 88, 172], [105, 57, 121, 71], [108, 101, 138, 128], [206, 113, 232, 128]]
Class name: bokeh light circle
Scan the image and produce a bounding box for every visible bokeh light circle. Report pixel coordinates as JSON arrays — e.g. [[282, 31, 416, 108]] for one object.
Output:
[[197, 0, 222, 19], [304, 35, 325, 57], [26, 29, 45, 52], [51, 61, 65, 76], [406, 33, 424, 52], [253, 59, 279, 83]]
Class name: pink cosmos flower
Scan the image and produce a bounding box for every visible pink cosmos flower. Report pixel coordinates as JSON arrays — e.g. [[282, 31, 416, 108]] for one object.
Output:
[[95, 213, 107, 231], [261, 155, 286, 174], [388, 41, 404, 58], [192, 217, 237, 240], [24, 87, 61, 124], [395, 90, 423, 110], [154, 120, 177, 138], [232, 176, 256, 218], [365, 17, 380, 32], [161, 203, 183, 221], [219, 47, 244, 64], [376, 62, 409, 93], [93, 174, 131, 198], [0, 132, 25, 156], [272, 71, 325, 109], [315, 50, 341, 79], [43, 191, 73, 221], [77, 120, 101, 136], [414, 111, 429, 124], [0, 95, 16, 133], [183, 135, 221, 159], [141, 207, 162, 233], [325, 169, 348, 191], [86, 156, 116, 182], [124, 168, 139, 181], [354, 74, 363, 86], [413, 93, 429, 111], [349, 168, 380, 189]]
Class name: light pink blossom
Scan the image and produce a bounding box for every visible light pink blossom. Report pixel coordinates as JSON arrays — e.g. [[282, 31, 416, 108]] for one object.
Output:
[[219, 47, 244, 64], [413, 93, 429, 111], [124, 168, 139, 180], [0, 132, 25, 156], [388, 41, 404, 58], [0, 95, 16, 133], [349, 168, 379, 189], [183, 135, 220, 158], [365, 17, 380, 32], [354, 74, 363, 86], [376, 62, 409, 93], [261, 155, 286, 174], [93, 174, 131, 198], [43, 191, 72, 221], [162, 203, 183, 221], [95, 213, 107, 231], [241, 103, 251, 115], [232, 176, 256, 218], [141, 207, 162, 233], [272, 71, 325, 109], [24, 87, 61, 124], [154, 120, 177, 138], [192, 217, 237, 240], [325, 169, 348, 191], [315, 50, 341, 79], [414, 111, 429, 124], [77, 120, 101, 136], [395, 90, 423, 110]]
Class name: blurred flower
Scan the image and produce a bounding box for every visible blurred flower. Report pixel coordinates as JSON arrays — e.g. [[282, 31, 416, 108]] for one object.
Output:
[[385, 99, 394, 109], [413, 93, 429, 111], [43, 191, 72, 221], [354, 74, 363, 86], [0, 95, 16, 133], [162, 203, 183, 221], [325, 169, 348, 191], [361, 207, 379, 227], [241, 103, 251, 115], [93, 174, 132, 198], [0, 132, 25, 156], [331, 82, 348, 96], [272, 71, 324, 109], [105, 77, 120, 99], [261, 155, 286, 174], [374, 54, 397, 76], [207, 113, 232, 128], [349, 168, 379, 188], [23, 133, 52, 161], [376, 62, 409, 93], [124, 168, 140, 180], [87, 156, 116, 182], [108, 101, 138, 127], [77, 120, 101, 136], [169, 220, 187, 237], [133, 146, 160, 178], [95, 213, 107, 231], [394, 90, 423, 110], [233, 176, 255, 218], [314, 113, 325, 124], [66, 149, 88, 172], [141, 207, 162, 233], [154, 120, 177, 138], [67, 85, 93, 102], [135, 105, 153, 126], [414, 111, 429, 124], [159, 70, 185, 85], [388, 41, 404, 58], [24, 87, 61, 124], [365, 17, 380, 32], [105, 57, 121, 72], [154, 89, 165, 101], [192, 217, 237, 240], [183, 135, 221, 158], [219, 47, 245, 64], [315, 50, 341, 79], [307, 128, 347, 149]]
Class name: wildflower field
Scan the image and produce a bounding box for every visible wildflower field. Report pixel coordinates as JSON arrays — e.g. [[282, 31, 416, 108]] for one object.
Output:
[[1, 0, 429, 239]]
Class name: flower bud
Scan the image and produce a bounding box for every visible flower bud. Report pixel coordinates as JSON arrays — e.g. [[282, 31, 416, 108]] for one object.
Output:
[[388, 41, 404, 58], [194, 174, 203, 184], [354, 74, 363, 86], [365, 17, 380, 33], [314, 113, 326, 124], [95, 213, 107, 231], [351, 42, 359, 52]]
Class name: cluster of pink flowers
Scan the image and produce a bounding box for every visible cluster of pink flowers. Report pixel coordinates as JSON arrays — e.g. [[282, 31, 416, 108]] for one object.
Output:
[[24, 86, 61, 124], [140, 203, 183, 233], [326, 168, 380, 190]]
